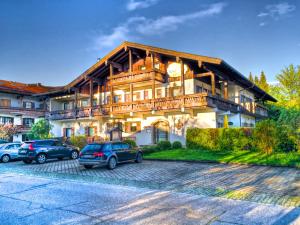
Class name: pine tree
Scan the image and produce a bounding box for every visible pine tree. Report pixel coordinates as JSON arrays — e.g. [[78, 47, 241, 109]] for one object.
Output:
[[254, 76, 259, 85], [249, 72, 254, 83], [259, 71, 269, 92]]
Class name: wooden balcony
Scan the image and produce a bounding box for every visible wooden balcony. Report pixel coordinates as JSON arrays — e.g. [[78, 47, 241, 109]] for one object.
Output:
[[240, 102, 268, 118], [0, 106, 45, 117], [48, 93, 241, 120], [108, 69, 165, 85]]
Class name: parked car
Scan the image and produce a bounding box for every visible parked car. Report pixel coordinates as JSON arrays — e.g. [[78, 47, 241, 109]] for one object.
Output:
[[18, 139, 79, 164], [0, 140, 8, 144], [0, 142, 22, 163], [78, 142, 143, 170]]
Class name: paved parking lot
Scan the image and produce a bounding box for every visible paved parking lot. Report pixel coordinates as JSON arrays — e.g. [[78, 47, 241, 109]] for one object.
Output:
[[1, 159, 300, 207]]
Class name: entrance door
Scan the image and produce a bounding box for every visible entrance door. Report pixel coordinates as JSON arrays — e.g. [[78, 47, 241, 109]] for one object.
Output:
[[153, 121, 169, 144]]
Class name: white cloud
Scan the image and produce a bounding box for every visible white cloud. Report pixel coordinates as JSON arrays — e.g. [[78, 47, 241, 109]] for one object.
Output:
[[126, 0, 158, 11], [259, 22, 266, 27], [93, 2, 227, 49], [258, 2, 296, 18]]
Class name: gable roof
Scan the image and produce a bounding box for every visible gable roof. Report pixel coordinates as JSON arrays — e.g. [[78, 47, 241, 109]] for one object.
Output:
[[0, 80, 62, 95], [38, 41, 277, 102]]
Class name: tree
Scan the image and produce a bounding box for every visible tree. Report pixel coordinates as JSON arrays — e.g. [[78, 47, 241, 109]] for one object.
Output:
[[270, 64, 300, 108], [258, 71, 269, 92], [28, 119, 53, 140], [254, 75, 259, 85], [249, 72, 254, 83], [0, 124, 20, 141]]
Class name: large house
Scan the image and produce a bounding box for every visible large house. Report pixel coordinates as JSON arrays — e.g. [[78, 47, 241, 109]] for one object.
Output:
[[1, 42, 276, 144], [0, 80, 60, 142]]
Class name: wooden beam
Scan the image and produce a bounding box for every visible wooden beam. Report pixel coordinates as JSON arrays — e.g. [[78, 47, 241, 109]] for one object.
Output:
[[106, 60, 123, 71], [198, 60, 203, 68], [89, 79, 93, 107], [97, 83, 101, 105], [110, 64, 114, 104], [211, 73, 216, 96], [130, 83, 133, 102], [152, 73, 155, 99], [129, 48, 133, 73], [74, 89, 78, 110], [150, 53, 155, 70], [194, 72, 213, 78]]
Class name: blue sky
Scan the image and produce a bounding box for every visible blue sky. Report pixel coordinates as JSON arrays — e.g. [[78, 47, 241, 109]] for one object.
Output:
[[0, 0, 299, 86]]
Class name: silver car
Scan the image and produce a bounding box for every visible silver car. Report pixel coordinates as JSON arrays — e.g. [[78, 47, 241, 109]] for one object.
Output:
[[0, 143, 22, 163]]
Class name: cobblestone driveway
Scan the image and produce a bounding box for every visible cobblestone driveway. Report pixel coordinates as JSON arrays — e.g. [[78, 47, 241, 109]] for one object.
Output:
[[1, 159, 300, 207]]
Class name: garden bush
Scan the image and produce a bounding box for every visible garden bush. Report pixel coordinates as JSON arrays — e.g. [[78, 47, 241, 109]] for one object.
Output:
[[123, 139, 137, 148], [172, 141, 182, 149], [69, 135, 88, 150], [157, 140, 172, 150]]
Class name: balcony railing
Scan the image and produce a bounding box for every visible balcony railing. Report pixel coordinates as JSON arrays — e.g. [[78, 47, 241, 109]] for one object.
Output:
[[0, 105, 46, 117], [108, 69, 165, 85], [240, 102, 268, 117], [48, 93, 242, 120]]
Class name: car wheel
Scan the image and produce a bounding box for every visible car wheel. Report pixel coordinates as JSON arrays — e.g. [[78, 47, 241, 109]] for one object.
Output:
[[70, 150, 79, 159], [135, 152, 143, 163], [1, 154, 10, 163], [107, 157, 117, 170], [84, 165, 93, 169], [23, 159, 33, 164], [36, 154, 47, 164]]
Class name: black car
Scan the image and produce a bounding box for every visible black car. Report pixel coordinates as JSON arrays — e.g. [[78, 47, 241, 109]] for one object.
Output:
[[18, 139, 79, 164], [78, 142, 143, 170]]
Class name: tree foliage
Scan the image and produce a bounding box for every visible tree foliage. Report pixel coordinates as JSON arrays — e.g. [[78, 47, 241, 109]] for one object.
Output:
[[0, 124, 20, 141], [28, 119, 52, 140]]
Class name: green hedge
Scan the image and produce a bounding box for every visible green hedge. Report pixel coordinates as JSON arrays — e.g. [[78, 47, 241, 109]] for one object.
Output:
[[186, 120, 298, 153], [186, 128, 254, 151]]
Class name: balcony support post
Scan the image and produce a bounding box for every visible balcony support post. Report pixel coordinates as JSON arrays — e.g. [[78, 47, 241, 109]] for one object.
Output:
[[129, 48, 133, 73], [223, 80, 228, 99], [181, 59, 185, 96], [89, 80, 93, 107], [211, 73, 216, 96]]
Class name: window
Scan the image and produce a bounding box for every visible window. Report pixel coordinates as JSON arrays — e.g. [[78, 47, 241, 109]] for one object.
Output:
[[81, 99, 89, 107], [23, 101, 35, 109], [196, 86, 203, 93], [63, 102, 73, 110], [144, 90, 149, 99], [23, 118, 34, 127], [114, 95, 122, 103], [172, 87, 181, 97], [156, 89, 162, 98], [22, 134, 30, 142], [65, 128, 73, 138], [86, 127, 96, 137], [125, 121, 141, 133], [0, 99, 11, 107], [0, 116, 14, 124], [154, 63, 160, 69]]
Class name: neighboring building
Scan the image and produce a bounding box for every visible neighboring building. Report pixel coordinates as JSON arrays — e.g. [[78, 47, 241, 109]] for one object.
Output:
[[0, 80, 60, 142], [38, 42, 276, 145]]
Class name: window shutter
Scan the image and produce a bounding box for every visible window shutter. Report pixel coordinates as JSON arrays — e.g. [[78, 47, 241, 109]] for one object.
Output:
[[93, 126, 97, 136], [63, 128, 66, 137], [31, 102, 35, 109], [23, 102, 26, 108], [136, 122, 141, 132], [85, 127, 89, 136], [71, 128, 75, 136]]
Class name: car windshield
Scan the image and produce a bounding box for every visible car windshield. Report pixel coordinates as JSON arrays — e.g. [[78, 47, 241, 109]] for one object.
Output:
[[81, 144, 104, 153]]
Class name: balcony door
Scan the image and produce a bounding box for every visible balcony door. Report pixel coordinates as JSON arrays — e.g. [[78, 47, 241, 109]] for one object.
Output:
[[153, 121, 169, 144]]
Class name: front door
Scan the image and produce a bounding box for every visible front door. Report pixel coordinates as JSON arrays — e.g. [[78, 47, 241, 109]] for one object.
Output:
[[153, 121, 169, 144]]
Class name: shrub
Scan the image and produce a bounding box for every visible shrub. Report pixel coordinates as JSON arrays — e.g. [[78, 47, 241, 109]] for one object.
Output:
[[123, 139, 137, 148], [157, 140, 172, 150], [69, 135, 88, 150], [172, 141, 182, 149], [186, 128, 219, 150], [253, 120, 278, 154]]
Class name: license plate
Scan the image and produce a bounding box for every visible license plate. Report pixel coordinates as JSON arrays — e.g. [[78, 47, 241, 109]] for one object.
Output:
[[83, 155, 94, 159]]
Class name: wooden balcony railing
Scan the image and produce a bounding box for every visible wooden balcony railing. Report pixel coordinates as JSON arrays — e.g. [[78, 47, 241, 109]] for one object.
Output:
[[0, 106, 46, 117], [108, 69, 165, 85], [240, 102, 268, 117], [48, 93, 242, 120]]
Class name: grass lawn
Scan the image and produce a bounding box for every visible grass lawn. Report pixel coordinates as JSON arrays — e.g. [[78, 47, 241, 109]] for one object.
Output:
[[144, 148, 300, 168]]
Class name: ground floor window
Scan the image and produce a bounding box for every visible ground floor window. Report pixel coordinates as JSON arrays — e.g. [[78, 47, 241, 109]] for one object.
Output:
[[85, 126, 97, 137], [153, 121, 169, 144], [0, 116, 14, 124], [22, 134, 30, 142], [125, 121, 141, 133]]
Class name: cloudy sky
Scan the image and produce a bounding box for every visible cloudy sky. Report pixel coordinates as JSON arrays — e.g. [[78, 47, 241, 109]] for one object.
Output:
[[0, 0, 299, 86]]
